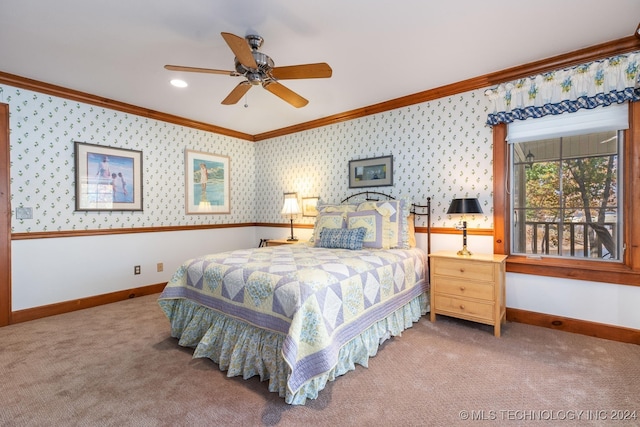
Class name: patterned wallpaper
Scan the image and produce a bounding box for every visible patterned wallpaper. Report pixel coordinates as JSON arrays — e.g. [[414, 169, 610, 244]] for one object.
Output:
[[2, 84, 256, 233], [255, 89, 494, 229], [4, 83, 494, 233]]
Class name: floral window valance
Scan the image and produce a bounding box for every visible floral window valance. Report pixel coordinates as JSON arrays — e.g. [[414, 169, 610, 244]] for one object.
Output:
[[485, 51, 640, 126]]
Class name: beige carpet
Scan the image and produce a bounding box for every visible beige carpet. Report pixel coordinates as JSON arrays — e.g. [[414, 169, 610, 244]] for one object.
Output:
[[1, 294, 638, 427]]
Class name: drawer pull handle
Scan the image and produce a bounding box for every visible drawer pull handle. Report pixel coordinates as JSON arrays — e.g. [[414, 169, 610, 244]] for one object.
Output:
[[459, 304, 465, 310], [460, 286, 465, 291], [459, 268, 465, 273]]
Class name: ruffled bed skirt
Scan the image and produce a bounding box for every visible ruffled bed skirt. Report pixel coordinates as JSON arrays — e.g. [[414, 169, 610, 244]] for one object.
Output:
[[158, 293, 428, 405]]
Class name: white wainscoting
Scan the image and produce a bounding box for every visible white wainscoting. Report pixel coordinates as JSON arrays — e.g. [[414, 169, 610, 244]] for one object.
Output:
[[11, 227, 640, 330], [11, 227, 258, 310]]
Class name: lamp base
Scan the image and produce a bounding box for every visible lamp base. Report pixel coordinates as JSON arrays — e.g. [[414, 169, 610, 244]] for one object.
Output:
[[287, 218, 298, 242], [457, 245, 472, 256]]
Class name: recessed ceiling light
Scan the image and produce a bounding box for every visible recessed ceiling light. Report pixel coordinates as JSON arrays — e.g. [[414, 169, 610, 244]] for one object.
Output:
[[170, 79, 188, 88]]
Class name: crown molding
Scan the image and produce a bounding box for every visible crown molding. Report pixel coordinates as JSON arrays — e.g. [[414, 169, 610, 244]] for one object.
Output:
[[2, 36, 639, 142]]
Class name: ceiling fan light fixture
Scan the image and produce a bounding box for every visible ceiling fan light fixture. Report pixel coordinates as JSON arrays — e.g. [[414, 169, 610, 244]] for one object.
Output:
[[246, 72, 263, 85], [170, 79, 188, 88]]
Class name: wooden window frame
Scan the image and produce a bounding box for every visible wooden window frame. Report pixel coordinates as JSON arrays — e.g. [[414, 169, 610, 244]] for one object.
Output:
[[493, 102, 640, 287]]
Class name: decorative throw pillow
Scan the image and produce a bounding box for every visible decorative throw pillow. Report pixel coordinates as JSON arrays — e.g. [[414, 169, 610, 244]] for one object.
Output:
[[309, 200, 359, 244], [311, 212, 346, 245], [318, 227, 367, 250], [407, 213, 417, 248], [357, 198, 412, 248], [398, 197, 413, 248], [316, 200, 358, 214], [346, 210, 389, 249]]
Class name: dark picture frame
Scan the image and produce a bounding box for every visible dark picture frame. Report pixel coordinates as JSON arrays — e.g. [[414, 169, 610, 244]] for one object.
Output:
[[185, 149, 230, 214], [348, 155, 393, 188], [74, 141, 143, 211]]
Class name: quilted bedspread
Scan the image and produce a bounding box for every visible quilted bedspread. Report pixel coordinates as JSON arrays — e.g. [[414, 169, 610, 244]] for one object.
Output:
[[159, 243, 428, 394]]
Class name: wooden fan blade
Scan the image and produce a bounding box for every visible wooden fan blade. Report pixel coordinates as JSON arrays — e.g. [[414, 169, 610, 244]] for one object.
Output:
[[164, 64, 239, 76], [271, 63, 332, 80], [263, 81, 308, 108], [221, 32, 258, 69], [221, 81, 252, 105]]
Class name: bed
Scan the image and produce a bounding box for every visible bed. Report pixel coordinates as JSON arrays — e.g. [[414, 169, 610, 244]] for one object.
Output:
[[158, 192, 431, 404]]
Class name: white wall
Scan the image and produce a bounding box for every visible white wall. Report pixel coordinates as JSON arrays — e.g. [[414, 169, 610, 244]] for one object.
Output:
[[11, 222, 640, 330], [506, 272, 640, 330], [11, 227, 259, 310], [255, 226, 314, 243], [430, 233, 640, 330]]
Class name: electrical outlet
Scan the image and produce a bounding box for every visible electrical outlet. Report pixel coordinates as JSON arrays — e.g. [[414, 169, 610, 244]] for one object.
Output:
[[16, 207, 33, 219], [157, 262, 163, 272], [134, 265, 141, 275]]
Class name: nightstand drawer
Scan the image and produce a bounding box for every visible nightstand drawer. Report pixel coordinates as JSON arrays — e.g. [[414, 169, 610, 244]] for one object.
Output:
[[434, 295, 494, 320], [434, 277, 493, 300], [432, 258, 495, 282]]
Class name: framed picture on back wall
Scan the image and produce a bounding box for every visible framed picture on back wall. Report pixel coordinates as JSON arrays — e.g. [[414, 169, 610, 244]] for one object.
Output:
[[348, 155, 393, 188], [185, 149, 230, 214], [74, 141, 143, 211], [302, 197, 319, 217]]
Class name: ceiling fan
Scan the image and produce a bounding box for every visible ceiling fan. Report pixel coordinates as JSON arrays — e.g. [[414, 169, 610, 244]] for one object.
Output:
[[165, 32, 332, 108]]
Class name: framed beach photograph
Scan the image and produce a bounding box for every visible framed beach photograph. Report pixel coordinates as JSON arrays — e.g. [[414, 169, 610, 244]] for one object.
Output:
[[348, 155, 393, 188], [301, 197, 319, 217], [74, 141, 143, 211], [185, 149, 230, 214]]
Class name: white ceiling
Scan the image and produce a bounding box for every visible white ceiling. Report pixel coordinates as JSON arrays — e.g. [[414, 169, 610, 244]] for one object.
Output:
[[1, 0, 639, 136]]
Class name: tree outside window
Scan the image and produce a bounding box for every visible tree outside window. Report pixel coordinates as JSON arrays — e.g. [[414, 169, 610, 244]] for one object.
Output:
[[511, 131, 621, 261]]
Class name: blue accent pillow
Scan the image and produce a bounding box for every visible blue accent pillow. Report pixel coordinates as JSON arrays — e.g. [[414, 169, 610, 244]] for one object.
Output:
[[318, 227, 367, 250]]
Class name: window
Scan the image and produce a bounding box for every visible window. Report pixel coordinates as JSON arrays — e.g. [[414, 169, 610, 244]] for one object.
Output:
[[493, 102, 640, 286], [508, 104, 627, 262], [510, 130, 622, 261]]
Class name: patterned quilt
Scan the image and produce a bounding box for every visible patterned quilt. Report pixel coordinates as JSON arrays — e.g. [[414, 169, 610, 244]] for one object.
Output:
[[159, 243, 428, 394]]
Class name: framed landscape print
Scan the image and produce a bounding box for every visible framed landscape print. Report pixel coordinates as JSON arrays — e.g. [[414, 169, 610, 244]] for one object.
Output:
[[348, 155, 393, 188], [302, 196, 319, 217], [185, 149, 230, 214], [74, 141, 143, 211]]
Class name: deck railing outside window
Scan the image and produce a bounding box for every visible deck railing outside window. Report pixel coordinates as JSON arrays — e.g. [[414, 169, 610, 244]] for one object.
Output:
[[520, 219, 617, 259]]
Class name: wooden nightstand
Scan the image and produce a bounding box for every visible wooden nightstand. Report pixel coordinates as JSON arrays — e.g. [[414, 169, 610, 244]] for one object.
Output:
[[264, 239, 302, 247], [429, 251, 507, 337]]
